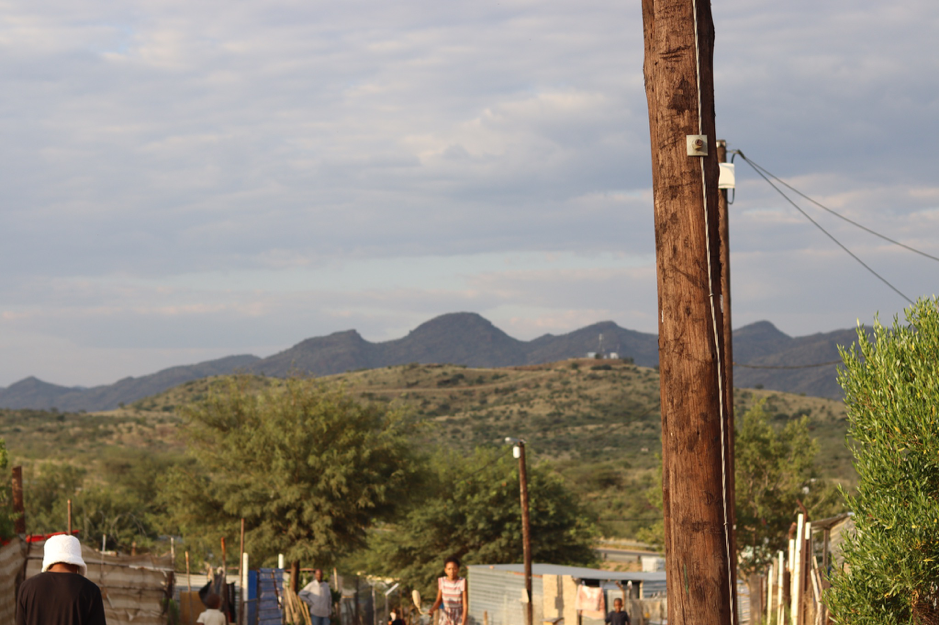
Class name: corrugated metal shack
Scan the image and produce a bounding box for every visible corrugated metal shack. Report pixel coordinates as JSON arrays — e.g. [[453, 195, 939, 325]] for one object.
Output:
[[25, 539, 175, 625], [0, 537, 175, 625], [468, 564, 666, 625]]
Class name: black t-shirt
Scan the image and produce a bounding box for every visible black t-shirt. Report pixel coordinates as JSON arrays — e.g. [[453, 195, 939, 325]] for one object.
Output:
[[605, 609, 630, 625], [16, 572, 107, 625]]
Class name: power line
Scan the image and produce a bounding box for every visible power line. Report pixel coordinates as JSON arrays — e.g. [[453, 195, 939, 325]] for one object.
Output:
[[736, 154, 939, 264], [733, 361, 841, 370], [734, 151, 914, 305]]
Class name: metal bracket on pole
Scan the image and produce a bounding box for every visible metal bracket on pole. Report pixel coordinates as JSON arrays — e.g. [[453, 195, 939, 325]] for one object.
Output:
[[687, 135, 708, 156]]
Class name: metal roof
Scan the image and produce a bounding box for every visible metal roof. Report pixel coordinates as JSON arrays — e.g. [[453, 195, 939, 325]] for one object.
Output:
[[809, 512, 853, 531], [468, 563, 666, 583]]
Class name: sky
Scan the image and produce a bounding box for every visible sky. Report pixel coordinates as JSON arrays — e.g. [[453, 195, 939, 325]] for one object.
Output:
[[2, 0, 938, 388]]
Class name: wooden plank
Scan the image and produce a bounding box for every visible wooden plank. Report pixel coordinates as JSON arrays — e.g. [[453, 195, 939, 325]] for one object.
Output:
[[790, 516, 804, 625]]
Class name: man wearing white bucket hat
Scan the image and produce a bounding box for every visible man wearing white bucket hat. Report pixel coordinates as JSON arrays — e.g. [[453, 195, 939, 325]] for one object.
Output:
[[16, 534, 107, 625]]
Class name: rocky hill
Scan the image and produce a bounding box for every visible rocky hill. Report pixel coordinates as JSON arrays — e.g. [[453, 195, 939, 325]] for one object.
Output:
[[0, 355, 259, 412], [252, 313, 659, 377], [0, 313, 864, 411], [731, 322, 863, 400]]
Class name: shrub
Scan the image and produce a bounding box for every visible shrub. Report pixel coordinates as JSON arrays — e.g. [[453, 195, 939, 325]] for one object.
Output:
[[827, 299, 939, 625]]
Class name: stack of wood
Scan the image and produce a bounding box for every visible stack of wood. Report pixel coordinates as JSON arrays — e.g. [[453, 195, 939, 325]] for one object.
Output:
[[282, 586, 313, 625]]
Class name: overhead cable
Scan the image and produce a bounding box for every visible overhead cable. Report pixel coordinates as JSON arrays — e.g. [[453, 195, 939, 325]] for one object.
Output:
[[735, 151, 914, 305], [733, 361, 842, 370], [736, 154, 939, 264]]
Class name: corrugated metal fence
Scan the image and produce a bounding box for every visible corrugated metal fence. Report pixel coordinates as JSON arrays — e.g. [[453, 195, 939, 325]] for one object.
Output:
[[258, 567, 285, 625], [0, 539, 25, 623], [26, 538, 175, 625], [469, 568, 544, 625], [0, 537, 174, 625]]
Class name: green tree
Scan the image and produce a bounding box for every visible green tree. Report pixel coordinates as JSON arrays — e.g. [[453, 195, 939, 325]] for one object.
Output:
[[735, 399, 841, 612], [735, 399, 839, 576], [23, 461, 165, 552], [23, 463, 86, 534], [79, 486, 156, 551], [361, 447, 597, 599], [635, 404, 840, 572], [635, 455, 664, 549], [161, 376, 417, 567], [827, 299, 939, 625]]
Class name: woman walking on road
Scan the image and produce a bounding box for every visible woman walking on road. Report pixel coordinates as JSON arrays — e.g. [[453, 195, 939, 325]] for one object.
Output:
[[429, 556, 467, 625]]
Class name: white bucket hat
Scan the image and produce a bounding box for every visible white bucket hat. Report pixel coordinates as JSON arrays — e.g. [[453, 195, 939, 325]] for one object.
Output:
[[42, 535, 87, 576]]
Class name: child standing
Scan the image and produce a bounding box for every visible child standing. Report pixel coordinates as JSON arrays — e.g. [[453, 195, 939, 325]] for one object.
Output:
[[429, 556, 467, 625], [197, 594, 227, 625], [605, 598, 631, 625]]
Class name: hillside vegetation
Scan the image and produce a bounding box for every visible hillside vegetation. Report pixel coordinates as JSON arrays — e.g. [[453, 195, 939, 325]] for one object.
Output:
[[1, 313, 866, 413], [1, 359, 854, 540]]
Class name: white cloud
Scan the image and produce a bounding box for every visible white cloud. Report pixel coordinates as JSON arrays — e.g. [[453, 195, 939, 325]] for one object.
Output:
[[1, 0, 938, 386]]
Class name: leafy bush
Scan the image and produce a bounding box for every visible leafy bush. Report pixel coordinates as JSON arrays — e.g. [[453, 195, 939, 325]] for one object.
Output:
[[827, 299, 939, 625], [162, 376, 417, 567]]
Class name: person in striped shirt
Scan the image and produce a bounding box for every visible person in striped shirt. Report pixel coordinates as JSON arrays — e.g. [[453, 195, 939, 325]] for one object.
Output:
[[429, 556, 467, 625]]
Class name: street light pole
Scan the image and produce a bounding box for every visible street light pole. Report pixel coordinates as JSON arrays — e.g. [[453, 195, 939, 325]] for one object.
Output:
[[506, 437, 533, 625]]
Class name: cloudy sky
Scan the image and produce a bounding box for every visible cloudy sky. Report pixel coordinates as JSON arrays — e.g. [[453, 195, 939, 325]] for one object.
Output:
[[2, 0, 937, 387]]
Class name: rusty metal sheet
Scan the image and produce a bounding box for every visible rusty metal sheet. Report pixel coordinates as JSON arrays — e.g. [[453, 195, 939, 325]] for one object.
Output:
[[24, 539, 173, 625], [0, 539, 27, 624]]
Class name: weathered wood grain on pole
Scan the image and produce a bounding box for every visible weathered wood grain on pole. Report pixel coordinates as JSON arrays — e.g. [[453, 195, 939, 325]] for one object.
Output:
[[641, 0, 735, 623]]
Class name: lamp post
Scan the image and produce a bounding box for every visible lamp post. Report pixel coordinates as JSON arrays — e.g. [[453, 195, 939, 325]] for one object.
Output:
[[506, 437, 532, 625]]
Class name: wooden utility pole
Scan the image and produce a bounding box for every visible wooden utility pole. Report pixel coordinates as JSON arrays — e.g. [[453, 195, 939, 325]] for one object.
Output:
[[518, 441, 534, 625], [716, 139, 734, 422], [519, 442, 533, 625], [716, 139, 739, 625], [506, 437, 533, 625], [641, 0, 736, 624], [716, 140, 733, 404], [12, 466, 25, 535]]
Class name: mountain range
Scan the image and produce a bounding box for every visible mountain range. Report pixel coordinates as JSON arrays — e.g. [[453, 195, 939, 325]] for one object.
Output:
[[0, 312, 860, 412]]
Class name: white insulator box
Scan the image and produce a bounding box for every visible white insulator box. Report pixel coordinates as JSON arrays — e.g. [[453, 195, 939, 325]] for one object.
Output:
[[719, 163, 736, 189]]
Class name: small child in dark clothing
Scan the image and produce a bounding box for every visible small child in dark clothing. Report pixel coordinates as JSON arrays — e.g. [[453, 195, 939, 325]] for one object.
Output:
[[388, 609, 405, 625], [605, 598, 631, 625], [197, 594, 227, 625]]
